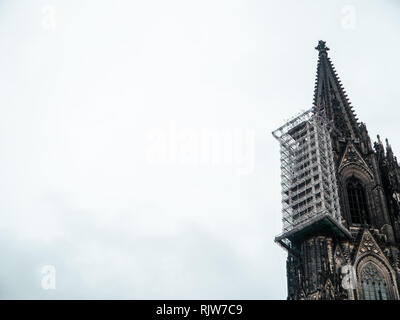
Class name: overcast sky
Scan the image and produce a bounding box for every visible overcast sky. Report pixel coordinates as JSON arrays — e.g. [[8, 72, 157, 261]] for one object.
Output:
[[0, 0, 399, 299]]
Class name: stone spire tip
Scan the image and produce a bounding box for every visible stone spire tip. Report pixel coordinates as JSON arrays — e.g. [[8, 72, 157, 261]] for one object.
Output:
[[315, 40, 330, 55]]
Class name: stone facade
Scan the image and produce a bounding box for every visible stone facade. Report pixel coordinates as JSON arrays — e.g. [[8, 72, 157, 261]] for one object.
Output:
[[285, 41, 400, 300]]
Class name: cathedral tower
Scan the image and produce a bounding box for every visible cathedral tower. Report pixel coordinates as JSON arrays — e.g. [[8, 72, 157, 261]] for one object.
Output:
[[273, 41, 400, 300]]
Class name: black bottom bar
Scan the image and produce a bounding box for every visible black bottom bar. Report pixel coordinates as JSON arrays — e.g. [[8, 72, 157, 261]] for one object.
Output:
[[0, 300, 397, 319]]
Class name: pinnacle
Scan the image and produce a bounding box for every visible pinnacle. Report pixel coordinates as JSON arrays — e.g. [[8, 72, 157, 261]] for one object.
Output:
[[315, 40, 330, 55]]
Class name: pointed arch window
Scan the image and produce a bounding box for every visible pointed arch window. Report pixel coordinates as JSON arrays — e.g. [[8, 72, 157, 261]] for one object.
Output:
[[360, 263, 388, 300], [347, 177, 370, 225]]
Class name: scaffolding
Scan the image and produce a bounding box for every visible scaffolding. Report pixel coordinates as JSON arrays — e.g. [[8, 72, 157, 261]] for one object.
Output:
[[272, 109, 350, 252]]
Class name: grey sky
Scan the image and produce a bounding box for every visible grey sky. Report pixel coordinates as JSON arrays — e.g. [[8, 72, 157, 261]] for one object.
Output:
[[0, 0, 399, 299]]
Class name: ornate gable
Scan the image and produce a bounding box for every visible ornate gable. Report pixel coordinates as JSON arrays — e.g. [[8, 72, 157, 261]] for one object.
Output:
[[353, 229, 387, 263], [338, 142, 374, 179]]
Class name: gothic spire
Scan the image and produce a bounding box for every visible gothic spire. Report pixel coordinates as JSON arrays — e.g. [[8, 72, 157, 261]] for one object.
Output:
[[313, 40, 360, 139]]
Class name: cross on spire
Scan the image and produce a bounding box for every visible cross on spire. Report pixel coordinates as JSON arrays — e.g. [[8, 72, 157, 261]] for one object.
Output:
[[315, 40, 330, 55]]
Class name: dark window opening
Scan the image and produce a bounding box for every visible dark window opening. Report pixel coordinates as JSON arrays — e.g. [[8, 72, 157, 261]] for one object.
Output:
[[347, 177, 370, 225]]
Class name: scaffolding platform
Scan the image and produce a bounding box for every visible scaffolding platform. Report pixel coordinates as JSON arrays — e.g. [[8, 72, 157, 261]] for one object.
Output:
[[274, 213, 352, 256], [272, 108, 351, 254]]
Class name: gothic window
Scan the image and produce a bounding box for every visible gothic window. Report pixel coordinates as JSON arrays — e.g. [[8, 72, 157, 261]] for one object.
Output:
[[360, 263, 388, 300], [347, 177, 370, 225]]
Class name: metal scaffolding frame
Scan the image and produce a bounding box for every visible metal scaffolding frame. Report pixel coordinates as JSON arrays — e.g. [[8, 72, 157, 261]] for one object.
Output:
[[272, 108, 348, 246]]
